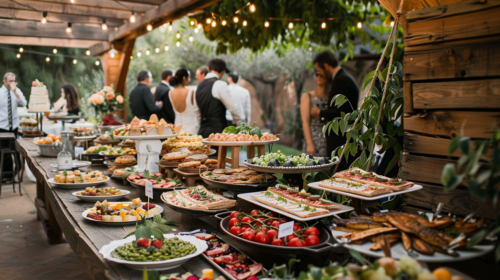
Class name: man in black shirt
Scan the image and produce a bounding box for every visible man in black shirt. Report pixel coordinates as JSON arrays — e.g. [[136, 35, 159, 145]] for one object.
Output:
[[154, 70, 175, 123], [129, 70, 163, 120], [310, 51, 359, 170]]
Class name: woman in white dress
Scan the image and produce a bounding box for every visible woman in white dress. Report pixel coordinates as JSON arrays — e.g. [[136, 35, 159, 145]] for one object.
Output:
[[168, 69, 199, 135]]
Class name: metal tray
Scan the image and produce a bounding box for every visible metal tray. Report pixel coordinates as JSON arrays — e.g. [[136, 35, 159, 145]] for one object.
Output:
[[160, 190, 235, 216], [201, 176, 274, 192], [243, 159, 338, 174]]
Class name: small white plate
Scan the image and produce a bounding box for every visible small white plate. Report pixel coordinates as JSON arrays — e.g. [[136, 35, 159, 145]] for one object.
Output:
[[99, 234, 207, 271], [48, 176, 110, 188], [308, 182, 423, 201], [82, 203, 163, 225], [71, 189, 131, 202]]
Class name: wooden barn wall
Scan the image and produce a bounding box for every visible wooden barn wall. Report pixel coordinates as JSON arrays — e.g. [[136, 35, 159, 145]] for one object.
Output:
[[401, 0, 500, 219]]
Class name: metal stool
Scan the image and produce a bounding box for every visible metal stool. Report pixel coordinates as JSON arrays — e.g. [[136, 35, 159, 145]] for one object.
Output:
[[0, 148, 22, 196]]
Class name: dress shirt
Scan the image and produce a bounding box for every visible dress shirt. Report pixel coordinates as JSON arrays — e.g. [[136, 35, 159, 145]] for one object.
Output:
[[225, 84, 251, 125], [161, 81, 171, 88], [193, 73, 243, 125], [0, 85, 27, 130]]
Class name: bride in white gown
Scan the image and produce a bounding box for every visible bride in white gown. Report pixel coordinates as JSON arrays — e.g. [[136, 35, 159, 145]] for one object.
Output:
[[168, 69, 199, 135]]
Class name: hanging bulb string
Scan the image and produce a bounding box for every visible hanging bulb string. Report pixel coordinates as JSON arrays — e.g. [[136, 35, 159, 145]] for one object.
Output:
[[0, 45, 96, 60]]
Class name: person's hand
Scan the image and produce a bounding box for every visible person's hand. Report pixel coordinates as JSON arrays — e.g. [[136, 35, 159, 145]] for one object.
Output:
[[156, 101, 163, 109], [306, 144, 316, 156], [9, 82, 17, 92], [310, 107, 320, 119]]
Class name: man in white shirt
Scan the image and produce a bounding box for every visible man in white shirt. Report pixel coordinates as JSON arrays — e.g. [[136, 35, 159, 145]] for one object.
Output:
[[225, 74, 251, 126], [1, 72, 27, 181], [193, 59, 243, 138], [195, 66, 208, 83]]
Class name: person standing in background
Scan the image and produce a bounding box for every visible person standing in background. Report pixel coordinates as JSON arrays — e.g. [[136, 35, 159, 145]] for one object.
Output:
[[195, 66, 208, 83], [226, 74, 251, 126], [61, 84, 80, 115], [168, 69, 199, 135], [155, 70, 175, 123], [0, 72, 27, 182], [194, 59, 242, 138], [310, 51, 359, 170], [129, 70, 163, 120]]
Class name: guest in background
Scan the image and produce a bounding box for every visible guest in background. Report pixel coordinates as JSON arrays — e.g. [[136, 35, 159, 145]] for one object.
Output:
[[168, 69, 199, 135], [155, 70, 175, 123], [369, 120, 402, 178], [300, 70, 329, 157], [195, 66, 208, 83], [194, 59, 242, 138], [0, 72, 27, 182], [226, 73, 251, 126], [61, 84, 80, 115], [311, 51, 359, 169], [129, 70, 163, 120]]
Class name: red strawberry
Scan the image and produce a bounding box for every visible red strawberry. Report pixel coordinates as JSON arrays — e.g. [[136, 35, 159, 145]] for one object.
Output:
[[152, 239, 163, 249], [142, 203, 156, 210], [107, 114, 115, 121], [136, 237, 150, 248]]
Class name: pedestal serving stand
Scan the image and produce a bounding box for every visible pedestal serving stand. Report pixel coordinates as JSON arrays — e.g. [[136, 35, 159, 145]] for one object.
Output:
[[25, 110, 49, 137], [201, 139, 279, 168]]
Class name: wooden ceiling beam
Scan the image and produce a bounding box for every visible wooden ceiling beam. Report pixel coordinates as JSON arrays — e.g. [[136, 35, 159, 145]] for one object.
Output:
[[33, 0, 155, 13], [0, 8, 124, 26], [0, 36, 105, 49], [113, 0, 166, 5], [0, 0, 134, 20], [0, 19, 109, 40]]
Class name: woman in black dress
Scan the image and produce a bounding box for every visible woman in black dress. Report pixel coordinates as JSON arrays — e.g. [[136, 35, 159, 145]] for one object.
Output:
[[60, 84, 80, 115]]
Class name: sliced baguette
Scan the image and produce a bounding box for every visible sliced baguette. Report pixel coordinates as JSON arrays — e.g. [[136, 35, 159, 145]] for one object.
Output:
[[333, 167, 414, 191], [317, 179, 392, 197], [267, 188, 342, 210], [177, 186, 237, 209], [250, 192, 329, 218]]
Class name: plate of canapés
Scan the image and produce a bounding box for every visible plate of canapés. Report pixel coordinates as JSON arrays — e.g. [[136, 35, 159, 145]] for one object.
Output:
[[82, 198, 163, 225], [48, 170, 110, 188], [72, 186, 130, 202]]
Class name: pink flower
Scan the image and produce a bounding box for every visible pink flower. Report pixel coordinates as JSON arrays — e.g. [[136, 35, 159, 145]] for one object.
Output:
[[103, 86, 112, 92], [116, 95, 124, 104]]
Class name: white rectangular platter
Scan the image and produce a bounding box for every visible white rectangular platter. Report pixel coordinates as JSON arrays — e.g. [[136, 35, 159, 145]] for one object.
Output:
[[308, 182, 423, 201], [238, 192, 353, 222]]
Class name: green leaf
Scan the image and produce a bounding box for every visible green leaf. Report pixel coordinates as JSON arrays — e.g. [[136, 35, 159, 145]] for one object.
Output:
[[351, 129, 358, 141], [150, 228, 164, 241], [468, 181, 486, 199], [309, 266, 322, 280], [467, 229, 487, 248], [339, 119, 346, 135], [360, 150, 367, 169], [222, 126, 238, 134], [476, 170, 491, 184], [441, 163, 462, 190], [135, 226, 152, 240], [332, 119, 339, 135], [350, 143, 357, 156], [334, 95, 348, 108], [459, 137, 471, 154], [385, 154, 399, 176], [448, 137, 460, 156], [349, 249, 371, 266], [386, 121, 394, 135], [362, 70, 376, 90]]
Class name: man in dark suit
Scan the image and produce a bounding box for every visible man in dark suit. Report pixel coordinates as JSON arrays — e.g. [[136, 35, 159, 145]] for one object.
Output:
[[310, 51, 359, 170], [154, 70, 175, 123], [129, 70, 163, 120], [369, 120, 402, 178]]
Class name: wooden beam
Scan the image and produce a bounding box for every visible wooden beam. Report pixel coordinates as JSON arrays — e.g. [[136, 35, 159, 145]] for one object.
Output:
[[406, 0, 500, 21], [404, 110, 500, 139], [0, 7, 124, 26], [89, 42, 111, 56], [402, 154, 473, 186], [34, 0, 155, 13], [0, 0, 133, 20], [115, 0, 166, 5], [0, 19, 108, 40], [404, 132, 457, 157], [116, 39, 135, 124], [413, 79, 500, 110], [0, 35, 105, 48]]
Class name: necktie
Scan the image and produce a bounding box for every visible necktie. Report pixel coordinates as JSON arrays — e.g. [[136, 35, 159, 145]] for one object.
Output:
[[371, 154, 382, 172], [7, 90, 13, 130]]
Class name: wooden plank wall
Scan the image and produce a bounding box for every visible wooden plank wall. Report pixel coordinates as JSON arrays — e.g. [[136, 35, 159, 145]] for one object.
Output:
[[402, 0, 500, 219]]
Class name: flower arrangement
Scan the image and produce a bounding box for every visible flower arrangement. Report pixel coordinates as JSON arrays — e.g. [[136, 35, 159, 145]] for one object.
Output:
[[88, 85, 125, 114]]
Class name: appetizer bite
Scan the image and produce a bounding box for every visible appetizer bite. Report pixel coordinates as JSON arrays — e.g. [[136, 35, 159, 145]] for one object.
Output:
[[54, 170, 108, 184], [114, 114, 177, 137], [161, 186, 237, 210], [86, 198, 160, 221], [251, 151, 331, 167], [76, 186, 124, 196], [207, 123, 278, 142]]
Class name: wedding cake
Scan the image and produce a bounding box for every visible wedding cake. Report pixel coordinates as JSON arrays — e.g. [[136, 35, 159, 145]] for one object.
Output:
[[29, 80, 51, 112]]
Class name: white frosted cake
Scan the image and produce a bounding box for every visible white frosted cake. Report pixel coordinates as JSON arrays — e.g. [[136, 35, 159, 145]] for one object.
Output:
[[29, 80, 50, 112]]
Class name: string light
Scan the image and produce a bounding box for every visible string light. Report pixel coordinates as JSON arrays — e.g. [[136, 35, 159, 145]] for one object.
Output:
[[264, 21, 269, 27], [390, 21, 394, 27], [19, 47, 23, 53], [197, 23, 202, 29], [86, 50, 90, 56], [147, 23, 152, 31], [146, 50, 150, 55], [95, 60, 100, 66], [176, 32, 181, 39], [211, 21, 216, 27], [53, 48, 57, 54], [321, 22, 326, 29], [16, 53, 20, 59], [189, 36, 193, 42], [288, 22, 294, 29], [168, 22, 173, 32], [46, 57, 50, 62], [357, 21, 362, 29], [243, 20, 247, 26], [130, 10, 136, 23], [66, 22, 72, 33], [110, 53, 115, 58], [164, 46, 169, 51], [155, 47, 159, 53], [190, 20, 195, 26], [101, 19, 107, 31], [206, 18, 212, 24], [233, 16, 239, 23], [41, 12, 47, 24], [250, 4, 256, 12], [137, 51, 141, 57], [130, 56, 133, 60], [194, 28, 199, 33], [71, 0, 75, 3], [176, 42, 180, 47], [73, 59, 77, 64], [222, 20, 227, 26]]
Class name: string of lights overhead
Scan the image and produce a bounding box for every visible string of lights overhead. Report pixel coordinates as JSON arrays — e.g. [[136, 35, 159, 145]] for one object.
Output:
[[1, 45, 101, 66]]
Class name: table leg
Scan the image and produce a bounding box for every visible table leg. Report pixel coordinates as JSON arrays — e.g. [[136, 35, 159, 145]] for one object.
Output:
[[167, 168, 175, 178], [217, 146, 227, 169], [231, 146, 240, 168], [44, 186, 63, 244], [257, 145, 266, 156], [247, 145, 255, 160]]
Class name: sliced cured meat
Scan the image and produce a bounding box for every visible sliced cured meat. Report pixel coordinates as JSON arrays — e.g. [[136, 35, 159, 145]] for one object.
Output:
[[225, 263, 263, 280], [195, 233, 216, 240], [205, 243, 229, 256]]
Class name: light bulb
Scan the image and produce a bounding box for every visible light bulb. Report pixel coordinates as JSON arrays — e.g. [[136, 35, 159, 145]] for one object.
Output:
[[176, 42, 180, 47], [95, 61, 100, 66], [264, 21, 269, 27], [288, 22, 293, 29], [357, 21, 362, 29], [390, 21, 394, 27], [206, 18, 211, 24], [137, 52, 141, 57], [250, 4, 256, 12], [16, 53, 20, 59], [197, 23, 202, 29], [130, 10, 135, 23], [194, 28, 199, 33], [222, 20, 227, 26], [189, 36, 193, 42], [73, 59, 77, 64], [110, 53, 115, 58], [233, 16, 239, 23], [243, 20, 247, 26], [71, 0, 75, 3], [176, 32, 180, 39], [53, 48, 57, 54], [41, 12, 47, 24], [155, 48, 159, 53], [46, 57, 50, 62], [190, 20, 194, 26], [147, 24, 152, 31], [321, 22, 326, 29], [146, 50, 150, 55], [66, 23, 72, 33], [41, 17, 47, 24], [101, 19, 107, 31], [86, 50, 90, 56], [130, 56, 133, 60], [19, 47, 23, 53], [164, 46, 169, 51], [212, 21, 216, 27], [168, 22, 173, 31]]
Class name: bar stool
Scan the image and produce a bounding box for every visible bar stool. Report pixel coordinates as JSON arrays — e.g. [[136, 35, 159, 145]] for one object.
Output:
[[0, 148, 22, 196]]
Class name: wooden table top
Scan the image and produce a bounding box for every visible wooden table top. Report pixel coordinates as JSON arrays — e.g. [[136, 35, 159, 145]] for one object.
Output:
[[15, 138, 294, 280], [0, 132, 15, 140]]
